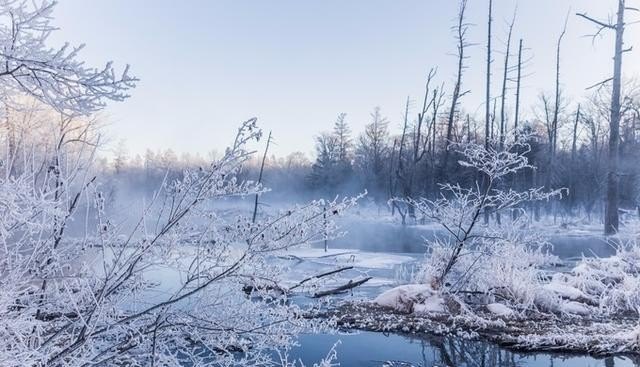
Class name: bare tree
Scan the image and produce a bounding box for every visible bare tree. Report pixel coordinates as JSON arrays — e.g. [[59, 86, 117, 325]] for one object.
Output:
[[404, 133, 562, 288], [395, 69, 440, 222], [440, 0, 470, 180], [485, 0, 493, 150], [499, 11, 517, 148], [578, 0, 630, 234], [551, 14, 569, 159], [514, 39, 524, 132], [483, 0, 493, 224]]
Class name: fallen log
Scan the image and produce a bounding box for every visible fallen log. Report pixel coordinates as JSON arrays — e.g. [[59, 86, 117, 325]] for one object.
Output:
[[313, 276, 372, 298], [288, 266, 354, 292], [243, 266, 355, 296]]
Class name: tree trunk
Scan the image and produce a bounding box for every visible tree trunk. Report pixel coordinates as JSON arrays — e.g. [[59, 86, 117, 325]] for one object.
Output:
[[605, 0, 625, 235], [514, 39, 523, 133], [252, 131, 272, 223], [552, 17, 568, 158], [441, 0, 468, 181], [485, 0, 492, 151], [483, 0, 493, 225], [499, 13, 515, 148]]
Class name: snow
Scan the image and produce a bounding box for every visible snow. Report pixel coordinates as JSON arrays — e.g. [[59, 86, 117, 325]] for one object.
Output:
[[279, 247, 415, 269], [487, 303, 514, 317], [615, 325, 640, 349], [413, 296, 446, 314], [542, 281, 589, 301], [559, 301, 591, 315], [373, 284, 445, 314]]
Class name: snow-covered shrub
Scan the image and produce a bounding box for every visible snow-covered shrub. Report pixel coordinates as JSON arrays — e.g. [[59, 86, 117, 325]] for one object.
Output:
[[377, 133, 565, 317], [405, 132, 563, 291], [553, 239, 640, 316], [0, 119, 359, 366], [0, 2, 360, 364], [411, 214, 558, 313]]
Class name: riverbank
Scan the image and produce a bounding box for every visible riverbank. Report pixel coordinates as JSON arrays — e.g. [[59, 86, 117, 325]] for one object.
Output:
[[321, 300, 640, 357]]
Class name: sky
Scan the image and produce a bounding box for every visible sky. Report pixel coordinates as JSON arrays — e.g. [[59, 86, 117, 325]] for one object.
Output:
[[50, 0, 640, 159]]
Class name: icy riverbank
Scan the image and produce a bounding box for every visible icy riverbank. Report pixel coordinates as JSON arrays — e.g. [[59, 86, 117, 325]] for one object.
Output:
[[317, 242, 640, 357]]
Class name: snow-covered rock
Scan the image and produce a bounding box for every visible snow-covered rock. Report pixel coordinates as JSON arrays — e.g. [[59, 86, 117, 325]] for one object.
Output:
[[559, 301, 591, 315], [542, 282, 588, 301], [413, 296, 446, 314], [615, 325, 640, 348], [487, 303, 514, 317], [374, 284, 443, 314]]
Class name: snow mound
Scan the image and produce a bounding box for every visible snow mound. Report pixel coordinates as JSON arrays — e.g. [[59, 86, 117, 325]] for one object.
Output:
[[413, 296, 446, 314], [373, 284, 445, 314], [487, 303, 514, 317], [559, 301, 591, 315], [542, 280, 590, 302]]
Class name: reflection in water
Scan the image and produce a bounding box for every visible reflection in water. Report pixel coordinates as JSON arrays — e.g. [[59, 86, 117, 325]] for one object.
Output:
[[319, 220, 632, 366], [291, 332, 636, 367]]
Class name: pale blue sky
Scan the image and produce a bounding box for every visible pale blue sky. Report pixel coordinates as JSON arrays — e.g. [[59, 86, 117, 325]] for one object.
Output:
[[51, 1, 640, 158]]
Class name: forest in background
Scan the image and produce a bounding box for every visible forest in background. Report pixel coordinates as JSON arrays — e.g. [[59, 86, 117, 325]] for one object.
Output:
[[3, 1, 640, 365], [49, 1, 635, 232], [93, 81, 640, 228]]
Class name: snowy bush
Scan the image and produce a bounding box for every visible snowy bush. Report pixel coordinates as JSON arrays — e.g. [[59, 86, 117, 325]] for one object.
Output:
[[551, 239, 640, 316], [405, 133, 562, 291], [0, 118, 360, 366], [0, 2, 360, 364], [380, 130, 640, 323]]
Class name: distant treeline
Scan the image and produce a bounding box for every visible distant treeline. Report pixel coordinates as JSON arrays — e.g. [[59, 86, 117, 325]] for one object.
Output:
[[99, 83, 640, 223]]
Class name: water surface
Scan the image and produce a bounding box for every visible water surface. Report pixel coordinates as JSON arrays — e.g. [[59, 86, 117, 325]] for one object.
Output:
[[291, 332, 636, 367]]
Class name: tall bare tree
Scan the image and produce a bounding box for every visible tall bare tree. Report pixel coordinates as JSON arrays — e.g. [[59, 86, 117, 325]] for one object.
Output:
[[552, 14, 569, 159], [499, 11, 517, 148], [483, 0, 493, 224], [441, 0, 470, 180], [395, 69, 439, 222], [578, 0, 630, 234], [485, 0, 493, 150], [514, 39, 523, 132]]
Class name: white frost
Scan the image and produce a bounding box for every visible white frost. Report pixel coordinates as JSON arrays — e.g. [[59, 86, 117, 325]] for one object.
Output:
[[374, 284, 444, 314], [542, 281, 589, 301], [487, 303, 514, 317]]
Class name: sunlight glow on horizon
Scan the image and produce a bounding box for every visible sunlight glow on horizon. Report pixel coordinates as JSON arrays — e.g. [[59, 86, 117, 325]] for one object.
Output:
[[51, 0, 640, 160]]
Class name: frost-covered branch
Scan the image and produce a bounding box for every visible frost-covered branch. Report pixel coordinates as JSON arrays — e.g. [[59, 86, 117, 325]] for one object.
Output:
[[0, 0, 137, 115], [397, 132, 563, 289], [0, 119, 359, 366]]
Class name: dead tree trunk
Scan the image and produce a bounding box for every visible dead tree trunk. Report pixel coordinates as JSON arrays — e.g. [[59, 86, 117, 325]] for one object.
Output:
[[485, 0, 493, 151], [483, 0, 493, 225], [441, 0, 469, 181], [546, 16, 569, 221], [605, 1, 625, 234], [512, 39, 524, 217], [495, 10, 516, 226], [570, 105, 581, 214], [499, 12, 516, 149], [552, 19, 568, 159], [578, 0, 626, 234], [252, 131, 272, 223], [514, 39, 523, 133]]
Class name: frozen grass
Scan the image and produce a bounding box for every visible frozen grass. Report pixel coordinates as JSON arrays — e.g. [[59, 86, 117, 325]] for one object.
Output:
[[358, 234, 640, 355]]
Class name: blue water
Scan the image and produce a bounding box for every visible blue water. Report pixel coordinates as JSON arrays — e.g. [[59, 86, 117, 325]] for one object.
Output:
[[330, 218, 616, 258], [293, 220, 636, 366], [290, 332, 637, 367]]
